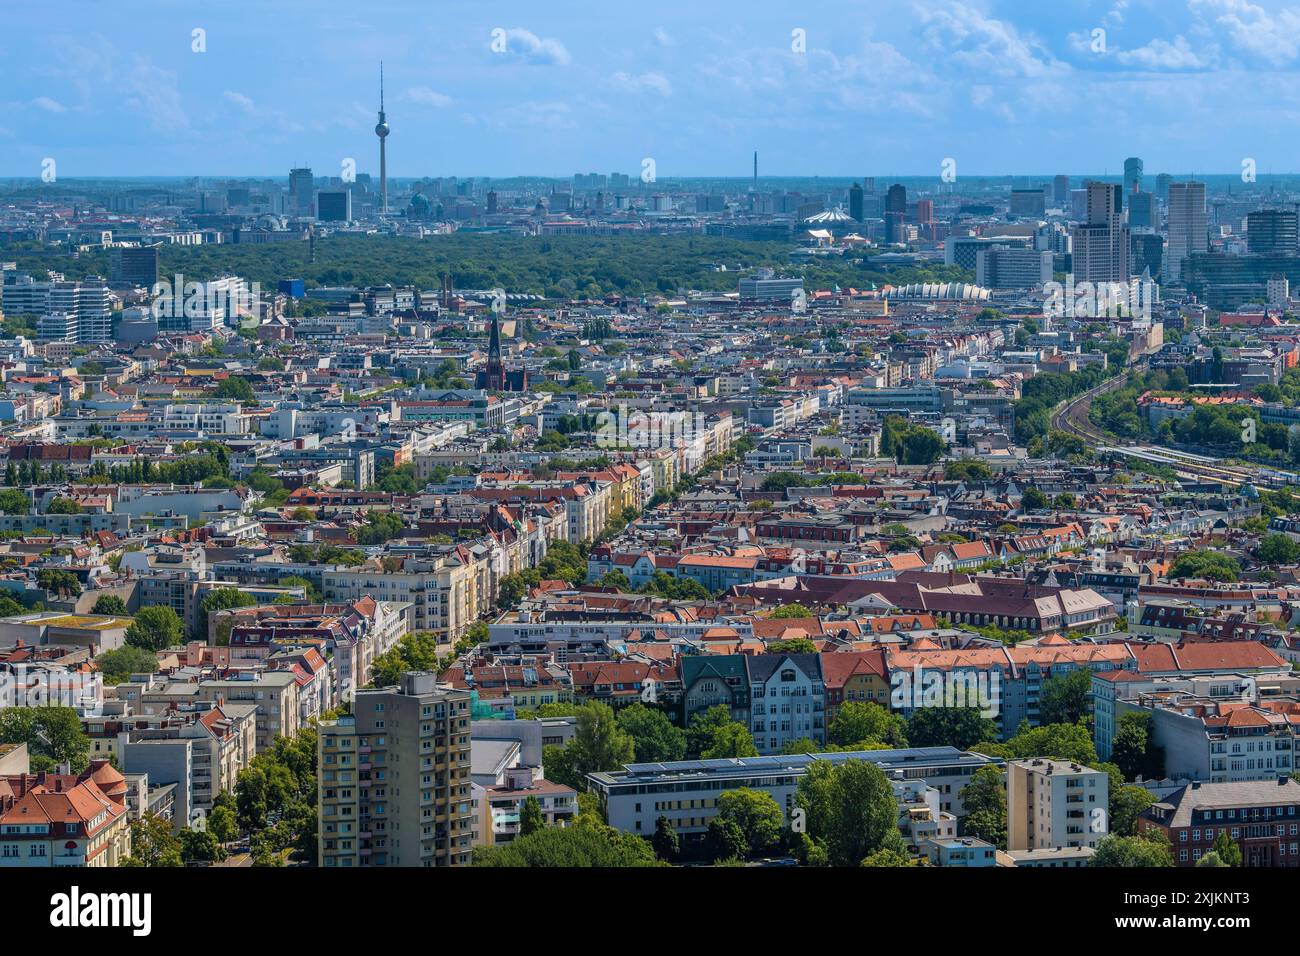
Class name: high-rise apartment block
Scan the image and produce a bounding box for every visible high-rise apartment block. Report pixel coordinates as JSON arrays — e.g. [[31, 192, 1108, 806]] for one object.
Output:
[[1008, 759, 1109, 852], [319, 673, 473, 867]]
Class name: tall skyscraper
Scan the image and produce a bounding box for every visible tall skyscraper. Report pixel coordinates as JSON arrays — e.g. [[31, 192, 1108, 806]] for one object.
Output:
[[848, 182, 864, 222], [1070, 180, 1130, 282], [1128, 191, 1158, 230], [1155, 173, 1173, 202], [1123, 157, 1144, 194], [289, 167, 314, 217], [1053, 174, 1070, 206], [915, 199, 934, 224], [885, 183, 906, 216], [885, 184, 907, 243], [1246, 209, 1299, 256], [375, 63, 390, 216], [1165, 181, 1207, 282], [318, 673, 473, 867]]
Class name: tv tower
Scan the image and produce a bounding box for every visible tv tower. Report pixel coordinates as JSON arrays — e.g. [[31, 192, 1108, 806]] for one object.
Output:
[[375, 62, 390, 216]]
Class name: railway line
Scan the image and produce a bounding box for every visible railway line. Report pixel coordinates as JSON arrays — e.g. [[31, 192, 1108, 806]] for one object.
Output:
[[1046, 356, 1300, 487]]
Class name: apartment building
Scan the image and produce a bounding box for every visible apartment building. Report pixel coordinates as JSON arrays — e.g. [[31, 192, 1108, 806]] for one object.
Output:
[[196, 671, 301, 752], [748, 653, 826, 754], [1139, 778, 1300, 867], [0, 761, 132, 867], [318, 673, 473, 867], [321, 552, 486, 649], [1007, 759, 1109, 853], [469, 738, 576, 847]]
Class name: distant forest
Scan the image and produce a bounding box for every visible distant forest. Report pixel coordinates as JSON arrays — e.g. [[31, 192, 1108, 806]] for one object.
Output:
[[9, 234, 972, 300]]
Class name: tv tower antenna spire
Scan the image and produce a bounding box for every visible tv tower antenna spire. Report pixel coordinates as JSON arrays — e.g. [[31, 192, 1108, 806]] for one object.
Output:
[[375, 61, 390, 217]]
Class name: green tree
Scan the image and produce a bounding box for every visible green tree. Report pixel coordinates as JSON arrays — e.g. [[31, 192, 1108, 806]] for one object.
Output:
[[1021, 487, 1049, 511], [686, 704, 746, 759], [180, 827, 226, 864], [197, 587, 259, 641], [769, 603, 814, 619], [1111, 711, 1163, 781], [368, 631, 441, 687], [1089, 831, 1173, 867], [766, 638, 818, 654], [905, 707, 999, 750], [1258, 533, 1300, 565], [94, 645, 158, 682], [91, 595, 128, 615], [1005, 721, 1098, 764], [0, 706, 91, 772], [1213, 829, 1243, 867], [828, 701, 909, 749], [1038, 670, 1093, 727], [474, 819, 663, 867], [37, 569, 81, 598], [616, 703, 686, 763], [794, 758, 902, 867], [701, 721, 760, 759], [945, 459, 992, 481], [959, 765, 1008, 848], [519, 795, 545, 837], [0, 488, 30, 514], [860, 847, 912, 866], [214, 376, 256, 402], [125, 605, 185, 651], [1167, 550, 1242, 583], [541, 703, 635, 790], [1196, 850, 1228, 867], [1111, 785, 1156, 837], [716, 787, 785, 857], [208, 804, 239, 844], [651, 815, 679, 861], [121, 813, 183, 867], [705, 816, 749, 863]]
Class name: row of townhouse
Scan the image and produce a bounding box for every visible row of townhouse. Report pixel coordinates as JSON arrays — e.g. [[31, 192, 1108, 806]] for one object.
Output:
[[680, 652, 827, 755], [674, 638, 1289, 748]]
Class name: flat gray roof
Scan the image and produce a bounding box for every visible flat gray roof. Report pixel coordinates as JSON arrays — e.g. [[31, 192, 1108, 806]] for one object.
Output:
[[591, 746, 1000, 788]]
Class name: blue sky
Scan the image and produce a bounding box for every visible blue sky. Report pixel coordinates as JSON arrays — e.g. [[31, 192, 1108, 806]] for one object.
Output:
[[5, 0, 1300, 178]]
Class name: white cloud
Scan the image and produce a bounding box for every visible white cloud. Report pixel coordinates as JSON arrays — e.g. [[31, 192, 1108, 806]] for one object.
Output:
[[610, 71, 672, 96], [122, 56, 187, 133], [406, 86, 453, 107], [915, 2, 1059, 78], [223, 91, 256, 113], [496, 28, 571, 66], [1190, 0, 1300, 66], [653, 27, 674, 47], [32, 96, 66, 113], [1116, 35, 1214, 70]]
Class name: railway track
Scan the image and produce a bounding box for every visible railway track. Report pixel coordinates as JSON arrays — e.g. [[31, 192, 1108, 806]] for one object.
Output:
[[1043, 356, 1282, 485]]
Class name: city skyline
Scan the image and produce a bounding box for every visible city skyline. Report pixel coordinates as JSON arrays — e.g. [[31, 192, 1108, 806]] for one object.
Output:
[[8, 0, 1300, 178]]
